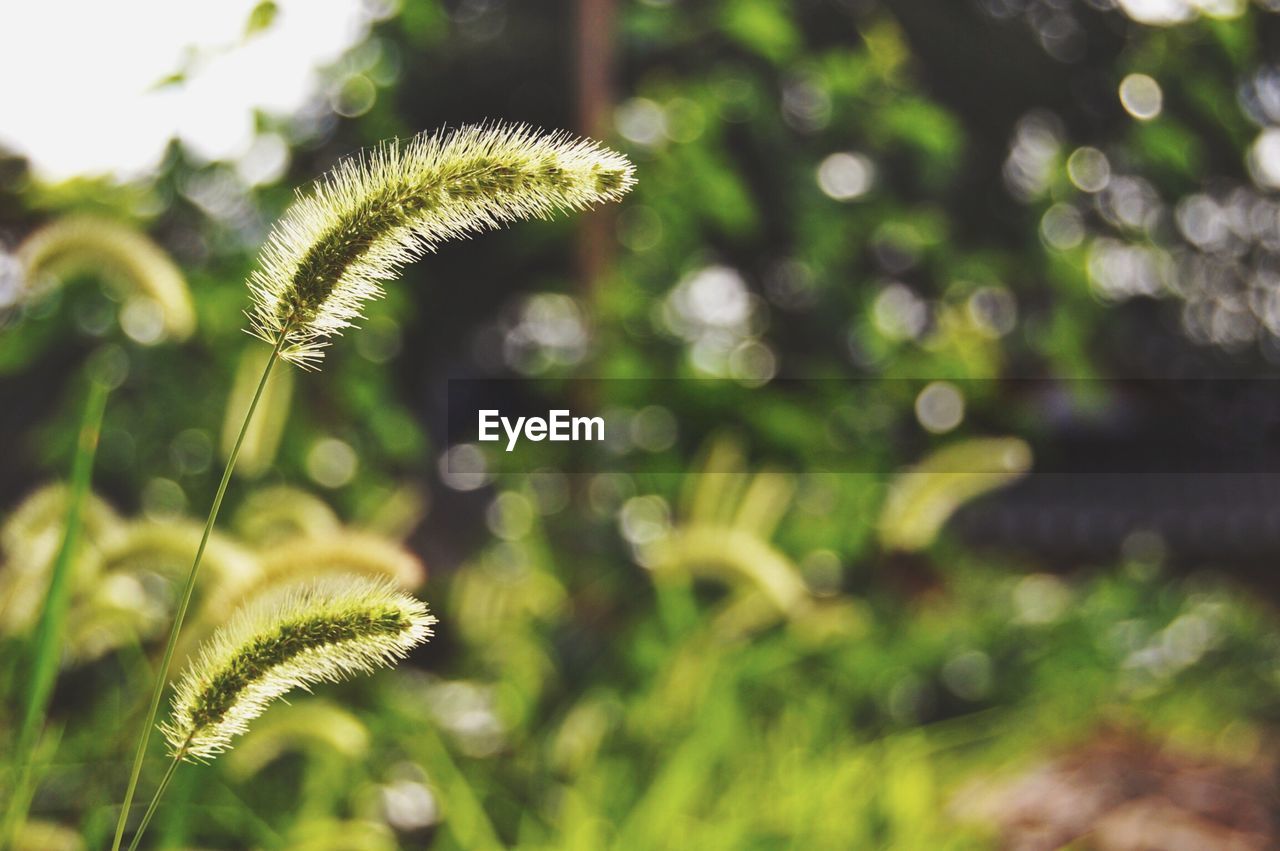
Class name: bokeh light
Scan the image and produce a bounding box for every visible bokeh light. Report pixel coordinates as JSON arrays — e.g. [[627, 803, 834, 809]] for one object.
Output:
[[1119, 73, 1163, 120]]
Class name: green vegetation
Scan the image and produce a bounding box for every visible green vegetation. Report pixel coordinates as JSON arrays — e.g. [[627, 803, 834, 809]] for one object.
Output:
[[2, 1, 1279, 848]]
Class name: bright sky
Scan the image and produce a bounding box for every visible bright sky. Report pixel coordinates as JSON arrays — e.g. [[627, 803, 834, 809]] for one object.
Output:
[[1116, 0, 1246, 25], [0, 0, 373, 182]]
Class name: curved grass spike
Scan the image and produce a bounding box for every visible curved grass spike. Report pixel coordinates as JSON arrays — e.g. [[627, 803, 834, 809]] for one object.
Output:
[[0, 485, 120, 635], [17, 215, 195, 341], [218, 532, 423, 610], [233, 485, 342, 544], [102, 519, 260, 586], [113, 123, 633, 851], [63, 580, 159, 664], [222, 699, 371, 780], [0, 525, 104, 637], [91, 521, 260, 661], [1, 483, 121, 557], [877, 437, 1032, 552], [249, 121, 636, 368], [179, 531, 423, 661], [0, 483, 118, 589], [8, 818, 85, 851], [164, 576, 433, 761], [126, 577, 433, 851], [358, 481, 430, 541]]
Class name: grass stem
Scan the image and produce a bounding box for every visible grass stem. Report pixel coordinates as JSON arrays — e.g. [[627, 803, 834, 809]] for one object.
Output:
[[111, 333, 285, 851], [125, 741, 188, 851]]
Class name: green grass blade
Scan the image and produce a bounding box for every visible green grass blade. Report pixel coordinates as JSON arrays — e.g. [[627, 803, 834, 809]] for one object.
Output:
[[0, 375, 110, 849]]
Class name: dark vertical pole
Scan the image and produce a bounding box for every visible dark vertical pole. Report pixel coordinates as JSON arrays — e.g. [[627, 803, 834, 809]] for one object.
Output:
[[575, 0, 618, 295]]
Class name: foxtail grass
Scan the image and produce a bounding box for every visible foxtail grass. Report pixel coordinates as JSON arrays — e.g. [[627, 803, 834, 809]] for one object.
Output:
[[877, 437, 1032, 552], [0, 486, 121, 636], [112, 122, 633, 850], [1, 482, 120, 558], [233, 485, 342, 544], [165, 576, 433, 760], [18, 216, 195, 342], [102, 520, 259, 586], [126, 578, 432, 851], [248, 122, 634, 368], [178, 531, 423, 663], [214, 531, 424, 613], [222, 699, 370, 780]]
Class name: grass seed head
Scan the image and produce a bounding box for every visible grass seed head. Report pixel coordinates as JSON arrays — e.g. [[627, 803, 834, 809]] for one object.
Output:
[[163, 575, 435, 760], [18, 216, 195, 341], [247, 122, 636, 367]]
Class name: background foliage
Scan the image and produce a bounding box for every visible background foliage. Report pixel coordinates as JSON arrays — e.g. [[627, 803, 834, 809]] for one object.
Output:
[[3, 0, 1280, 848]]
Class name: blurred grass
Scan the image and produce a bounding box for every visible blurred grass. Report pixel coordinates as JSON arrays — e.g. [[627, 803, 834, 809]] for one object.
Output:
[[2, 374, 108, 847]]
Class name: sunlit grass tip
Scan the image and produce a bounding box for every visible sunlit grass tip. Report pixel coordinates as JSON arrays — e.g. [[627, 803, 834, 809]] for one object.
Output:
[[246, 121, 636, 367], [161, 575, 435, 761]]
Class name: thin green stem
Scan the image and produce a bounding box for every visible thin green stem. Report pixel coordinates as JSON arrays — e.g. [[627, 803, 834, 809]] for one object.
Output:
[[111, 333, 287, 851], [1, 376, 109, 850], [125, 741, 188, 851]]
